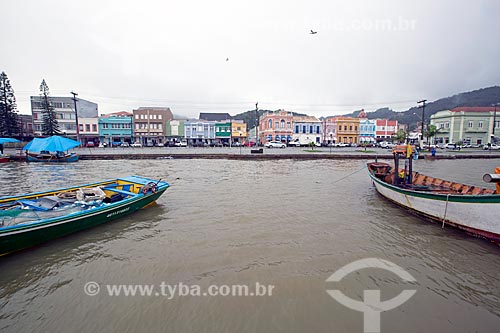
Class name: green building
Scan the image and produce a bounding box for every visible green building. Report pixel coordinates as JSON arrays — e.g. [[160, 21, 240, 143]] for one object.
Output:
[[430, 107, 499, 145], [215, 121, 231, 144], [165, 120, 186, 144]]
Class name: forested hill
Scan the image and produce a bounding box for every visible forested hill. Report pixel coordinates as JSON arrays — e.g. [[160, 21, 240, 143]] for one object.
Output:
[[342, 86, 500, 129]]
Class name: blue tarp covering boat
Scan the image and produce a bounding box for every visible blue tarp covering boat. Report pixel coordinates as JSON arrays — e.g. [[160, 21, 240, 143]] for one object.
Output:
[[24, 136, 80, 162]]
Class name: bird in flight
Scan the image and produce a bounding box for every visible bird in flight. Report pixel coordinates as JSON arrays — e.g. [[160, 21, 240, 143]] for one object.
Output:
[[226, 58, 229, 61], [310, 30, 317, 34]]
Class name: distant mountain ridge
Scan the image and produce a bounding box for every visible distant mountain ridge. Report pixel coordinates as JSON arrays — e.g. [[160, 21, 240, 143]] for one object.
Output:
[[222, 86, 500, 130], [341, 86, 500, 129]]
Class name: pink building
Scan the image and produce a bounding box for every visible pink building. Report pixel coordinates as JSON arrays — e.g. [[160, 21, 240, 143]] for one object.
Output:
[[259, 110, 293, 144], [322, 117, 338, 144], [375, 119, 398, 141]]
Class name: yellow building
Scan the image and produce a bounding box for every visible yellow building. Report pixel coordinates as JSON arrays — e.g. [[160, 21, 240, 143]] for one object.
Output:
[[336, 117, 360, 144], [231, 120, 247, 143]]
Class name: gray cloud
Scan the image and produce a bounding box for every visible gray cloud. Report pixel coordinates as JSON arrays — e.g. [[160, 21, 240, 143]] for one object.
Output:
[[2, 0, 499, 118]]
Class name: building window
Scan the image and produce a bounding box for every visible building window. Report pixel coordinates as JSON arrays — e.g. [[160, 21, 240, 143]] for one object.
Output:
[[92, 124, 97, 132], [295, 125, 299, 134], [85, 124, 90, 132], [79, 124, 83, 131], [445, 122, 450, 129], [349, 126, 353, 131], [268, 119, 273, 129], [135, 115, 139, 119], [280, 119, 285, 128], [354, 126, 357, 131], [468, 121, 473, 128], [159, 115, 162, 120], [478, 121, 483, 128], [316, 126, 320, 134], [158, 124, 162, 130], [135, 124, 139, 129], [302, 126, 306, 134], [103, 124, 108, 129], [496, 121, 500, 129], [287, 122, 291, 128]]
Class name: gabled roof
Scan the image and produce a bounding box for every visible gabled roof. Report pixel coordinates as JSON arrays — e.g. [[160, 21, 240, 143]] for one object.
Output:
[[199, 113, 232, 121]]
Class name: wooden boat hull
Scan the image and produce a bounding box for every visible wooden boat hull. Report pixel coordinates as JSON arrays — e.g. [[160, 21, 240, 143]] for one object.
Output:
[[368, 169, 500, 243], [26, 152, 78, 162], [0, 156, 9, 163], [0, 177, 168, 256]]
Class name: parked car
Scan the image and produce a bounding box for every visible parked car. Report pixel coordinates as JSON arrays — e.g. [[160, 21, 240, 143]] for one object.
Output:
[[444, 143, 458, 149], [233, 142, 242, 147], [174, 141, 187, 147], [483, 144, 500, 150], [379, 142, 395, 149], [288, 139, 301, 147], [243, 141, 256, 147], [265, 141, 286, 148], [86, 141, 95, 147], [131, 142, 142, 147], [120, 142, 130, 147]]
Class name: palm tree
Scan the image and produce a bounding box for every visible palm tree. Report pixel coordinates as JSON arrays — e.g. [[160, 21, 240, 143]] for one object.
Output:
[[425, 125, 439, 146], [393, 129, 408, 144]]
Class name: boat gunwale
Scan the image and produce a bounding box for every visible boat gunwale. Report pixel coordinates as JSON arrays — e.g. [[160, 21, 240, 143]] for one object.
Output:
[[367, 166, 500, 203], [0, 178, 169, 234]]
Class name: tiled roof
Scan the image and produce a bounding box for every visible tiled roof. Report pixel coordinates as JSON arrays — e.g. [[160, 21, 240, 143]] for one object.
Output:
[[450, 107, 497, 113]]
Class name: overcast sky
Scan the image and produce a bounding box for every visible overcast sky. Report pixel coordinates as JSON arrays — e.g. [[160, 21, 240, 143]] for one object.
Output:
[[2, 0, 499, 118]]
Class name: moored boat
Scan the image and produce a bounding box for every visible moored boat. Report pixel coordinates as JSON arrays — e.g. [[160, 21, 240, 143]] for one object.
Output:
[[23, 136, 80, 163], [26, 151, 78, 162], [0, 176, 169, 256], [367, 145, 500, 243]]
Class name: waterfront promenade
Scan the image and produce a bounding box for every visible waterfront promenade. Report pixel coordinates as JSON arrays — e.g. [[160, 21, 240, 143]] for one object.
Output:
[[4, 146, 500, 161]]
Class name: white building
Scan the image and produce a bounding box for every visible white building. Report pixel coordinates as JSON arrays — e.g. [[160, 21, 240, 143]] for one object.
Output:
[[30, 96, 98, 138]]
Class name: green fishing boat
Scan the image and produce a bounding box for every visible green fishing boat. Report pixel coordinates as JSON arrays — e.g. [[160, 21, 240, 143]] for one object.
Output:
[[0, 176, 169, 256]]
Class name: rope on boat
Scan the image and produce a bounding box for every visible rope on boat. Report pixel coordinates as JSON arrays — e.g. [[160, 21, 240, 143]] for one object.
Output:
[[442, 194, 450, 228], [331, 166, 367, 185]]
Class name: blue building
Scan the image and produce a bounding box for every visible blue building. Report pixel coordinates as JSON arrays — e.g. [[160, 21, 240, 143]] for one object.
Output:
[[98, 111, 134, 146], [184, 120, 216, 144], [358, 111, 376, 144]]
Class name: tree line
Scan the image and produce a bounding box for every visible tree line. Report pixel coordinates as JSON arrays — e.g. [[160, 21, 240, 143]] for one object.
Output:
[[0, 71, 60, 137]]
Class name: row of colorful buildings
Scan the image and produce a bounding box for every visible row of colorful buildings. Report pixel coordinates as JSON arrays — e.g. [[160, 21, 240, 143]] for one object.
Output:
[[258, 110, 399, 145], [24, 96, 499, 147], [24, 96, 401, 146]]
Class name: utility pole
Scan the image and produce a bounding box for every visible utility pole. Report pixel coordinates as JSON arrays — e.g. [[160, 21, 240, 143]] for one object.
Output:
[[418, 99, 427, 149], [71, 91, 80, 144], [492, 103, 499, 145], [255, 102, 259, 146], [493, 103, 498, 136]]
